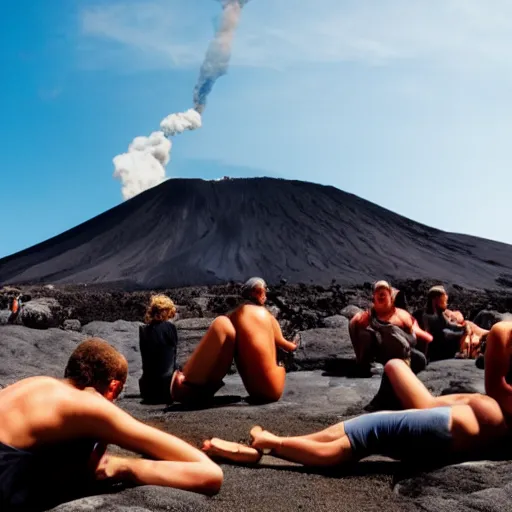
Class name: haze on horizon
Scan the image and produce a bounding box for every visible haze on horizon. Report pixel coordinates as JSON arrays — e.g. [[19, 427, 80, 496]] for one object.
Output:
[[2, 0, 512, 259]]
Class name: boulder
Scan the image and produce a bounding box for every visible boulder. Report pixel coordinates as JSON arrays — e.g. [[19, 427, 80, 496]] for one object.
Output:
[[473, 310, 512, 330], [322, 315, 350, 329], [63, 319, 82, 332], [291, 327, 355, 371], [19, 298, 63, 330], [340, 305, 363, 321]]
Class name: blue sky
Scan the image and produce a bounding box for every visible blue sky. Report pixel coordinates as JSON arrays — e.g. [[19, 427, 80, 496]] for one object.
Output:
[[2, 0, 512, 259]]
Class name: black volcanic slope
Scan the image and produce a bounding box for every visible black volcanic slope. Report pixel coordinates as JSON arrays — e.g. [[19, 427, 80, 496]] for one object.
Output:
[[1, 177, 512, 289]]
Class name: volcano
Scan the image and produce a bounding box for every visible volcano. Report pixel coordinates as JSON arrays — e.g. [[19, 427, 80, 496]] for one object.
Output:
[[1, 178, 512, 289]]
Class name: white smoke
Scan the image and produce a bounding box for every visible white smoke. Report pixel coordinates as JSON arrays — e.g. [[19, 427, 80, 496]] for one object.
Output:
[[113, 132, 171, 201], [113, 0, 250, 201], [160, 108, 202, 136]]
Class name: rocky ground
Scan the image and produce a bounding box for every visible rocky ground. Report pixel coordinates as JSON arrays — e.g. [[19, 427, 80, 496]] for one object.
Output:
[[1, 281, 512, 511]]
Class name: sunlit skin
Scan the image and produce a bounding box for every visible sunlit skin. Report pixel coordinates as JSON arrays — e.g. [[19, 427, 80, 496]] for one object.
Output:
[[171, 283, 298, 404], [201, 322, 512, 468], [351, 286, 433, 344]]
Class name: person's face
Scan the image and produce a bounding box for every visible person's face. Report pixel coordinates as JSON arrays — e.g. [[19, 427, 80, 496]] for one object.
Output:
[[373, 287, 392, 309], [436, 293, 448, 311], [252, 285, 267, 305]]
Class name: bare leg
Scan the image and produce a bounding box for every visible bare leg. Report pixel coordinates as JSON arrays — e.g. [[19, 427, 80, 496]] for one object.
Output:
[[250, 426, 354, 467], [181, 316, 236, 385], [384, 359, 475, 409]]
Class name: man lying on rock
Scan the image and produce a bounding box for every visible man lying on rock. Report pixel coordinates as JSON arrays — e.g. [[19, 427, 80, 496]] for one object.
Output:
[[349, 280, 433, 374], [0, 338, 223, 510], [421, 285, 488, 360], [139, 277, 298, 406], [200, 322, 512, 469]]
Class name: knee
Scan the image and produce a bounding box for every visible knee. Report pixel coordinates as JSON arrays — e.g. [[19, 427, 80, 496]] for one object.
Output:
[[384, 358, 407, 380], [211, 316, 236, 339]]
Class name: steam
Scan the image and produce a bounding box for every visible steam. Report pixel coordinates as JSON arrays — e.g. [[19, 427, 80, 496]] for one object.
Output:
[[113, 0, 250, 200], [193, 0, 248, 113]]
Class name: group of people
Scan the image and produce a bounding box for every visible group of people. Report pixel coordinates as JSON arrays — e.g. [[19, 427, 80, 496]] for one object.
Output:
[[0, 277, 510, 510], [349, 281, 488, 370]]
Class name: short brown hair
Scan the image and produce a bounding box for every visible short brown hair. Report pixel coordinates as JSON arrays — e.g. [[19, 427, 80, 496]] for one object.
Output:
[[144, 294, 176, 324], [64, 338, 128, 393]]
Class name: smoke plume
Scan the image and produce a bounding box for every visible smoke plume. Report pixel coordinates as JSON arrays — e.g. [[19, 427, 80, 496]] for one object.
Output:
[[193, 0, 248, 113], [113, 0, 250, 200]]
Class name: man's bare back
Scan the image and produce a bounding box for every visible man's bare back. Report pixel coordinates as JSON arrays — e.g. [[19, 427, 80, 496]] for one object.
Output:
[[0, 339, 223, 510]]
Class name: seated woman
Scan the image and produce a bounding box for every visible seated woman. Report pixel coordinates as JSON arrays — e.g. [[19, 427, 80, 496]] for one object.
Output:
[[422, 286, 489, 360], [349, 281, 433, 373], [139, 295, 179, 404], [139, 278, 297, 406], [200, 322, 512, 468]]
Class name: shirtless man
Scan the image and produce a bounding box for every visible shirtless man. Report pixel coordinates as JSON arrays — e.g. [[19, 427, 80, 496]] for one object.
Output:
[[423, 285, 488, 360], [170, 277, 298, 405], [350, 280, 433, 371], [0, 338, 223, 510], [200, 323, 512, 469]]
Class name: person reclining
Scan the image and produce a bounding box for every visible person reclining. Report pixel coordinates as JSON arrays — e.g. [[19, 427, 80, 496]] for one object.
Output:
[[349, 280, 433, 374], [0, 338, 223, 511], [374, 320, 512, 414], [138, 278, 297, 406], [200, 322, 512, 468], [422, 285, 488, 360]]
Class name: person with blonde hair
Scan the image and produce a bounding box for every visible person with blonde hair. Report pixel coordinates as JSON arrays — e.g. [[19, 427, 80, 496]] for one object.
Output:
[[139, 295, 179, 403], [139, 279, 298, 406]]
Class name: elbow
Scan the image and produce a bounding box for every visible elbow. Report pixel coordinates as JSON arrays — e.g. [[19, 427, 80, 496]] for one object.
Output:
[[199, 462, 223, 496]]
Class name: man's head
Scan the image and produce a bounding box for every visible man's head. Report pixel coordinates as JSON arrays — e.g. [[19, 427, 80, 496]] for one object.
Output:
[[372, 280, 394, 311], [64, 338, 128, 400], [241, 277, 268, 305], [427, 285, 448, 313]]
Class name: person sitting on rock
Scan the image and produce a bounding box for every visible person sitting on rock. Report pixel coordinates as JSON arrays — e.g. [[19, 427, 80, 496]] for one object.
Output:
[[0, 338, 223, 510], [349, 280, 433, 374], [422, 285, 488, 360], [200, 323, 512, 469], [139, 278, 298, 406], [138, 295, 179, 404]]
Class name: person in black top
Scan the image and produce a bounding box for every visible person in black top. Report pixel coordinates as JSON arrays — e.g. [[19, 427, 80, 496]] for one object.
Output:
[[139, 295, 179, 404]]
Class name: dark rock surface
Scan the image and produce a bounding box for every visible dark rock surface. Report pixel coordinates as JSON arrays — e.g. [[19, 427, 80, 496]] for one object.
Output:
[[473, 309, 512, 330], [19, 297, 63, 329], [2, 322, 511, 511], [3, 178, 512, 289], [63, 319, 81, 332]]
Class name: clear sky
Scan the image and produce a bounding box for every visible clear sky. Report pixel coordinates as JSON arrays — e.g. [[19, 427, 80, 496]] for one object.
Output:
[[2, 0, 512, 259]]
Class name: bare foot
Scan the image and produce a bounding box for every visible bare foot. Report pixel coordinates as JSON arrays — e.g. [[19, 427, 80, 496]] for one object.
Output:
[[250, 426, 281, 452], [202, 438, 262, 464]]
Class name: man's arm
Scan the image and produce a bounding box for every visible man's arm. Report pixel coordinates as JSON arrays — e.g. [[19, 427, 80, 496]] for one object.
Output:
[[484, 322, 512, 416], [69, 394, 223, 495], [271, 315, 298, 352], [397, 309, 433, 343]]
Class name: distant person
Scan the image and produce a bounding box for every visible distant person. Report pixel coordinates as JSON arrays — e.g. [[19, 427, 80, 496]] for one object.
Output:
[[0, 338, 223, 510], [422, 285, 488, 360], [138, 295, 179, 404], [349, 281, 433, 373], [200, 323, 512, 469], [7, 295, 22, 324], [140, 278, 298, 406]]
